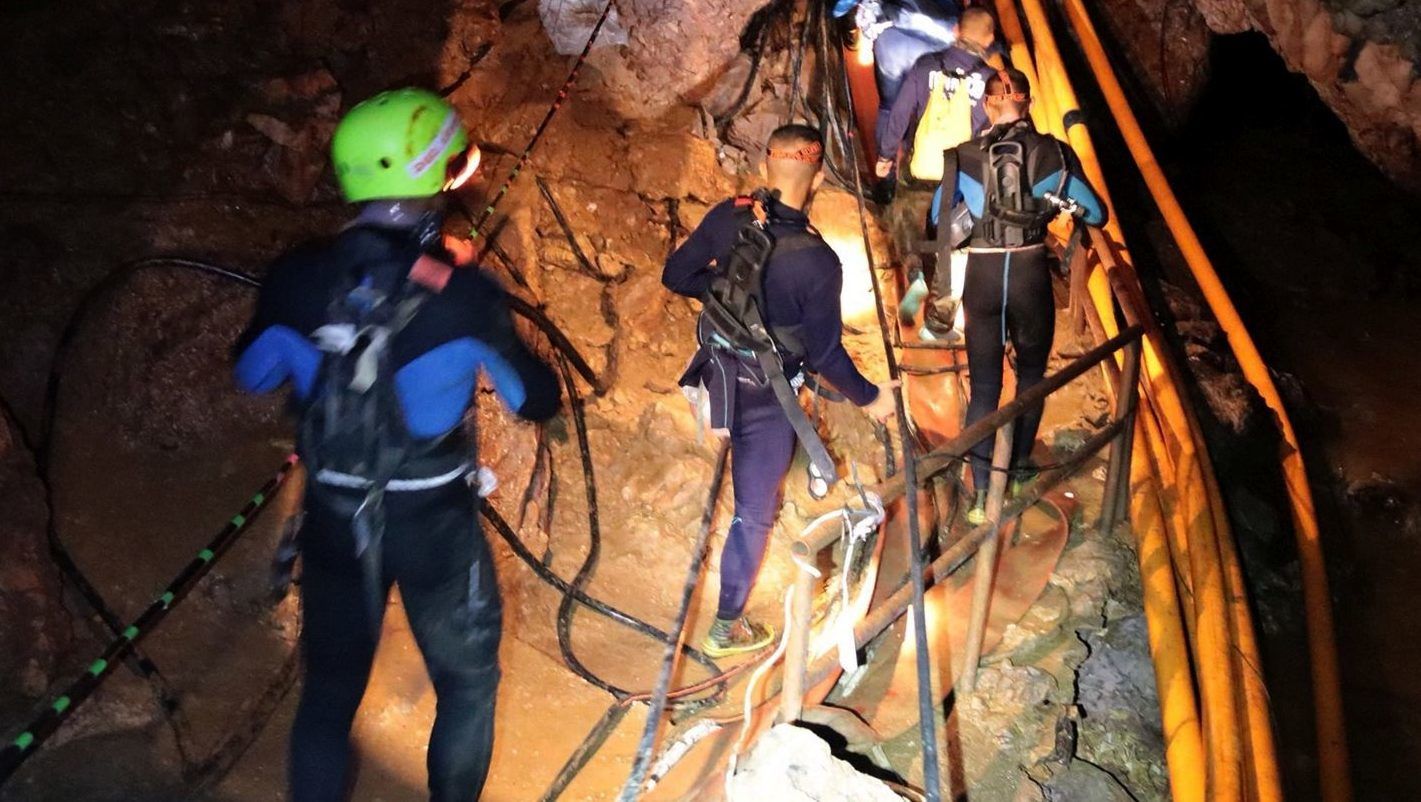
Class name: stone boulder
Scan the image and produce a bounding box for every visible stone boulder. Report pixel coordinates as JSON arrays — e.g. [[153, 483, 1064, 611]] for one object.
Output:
[[727, 723, 905, 802]]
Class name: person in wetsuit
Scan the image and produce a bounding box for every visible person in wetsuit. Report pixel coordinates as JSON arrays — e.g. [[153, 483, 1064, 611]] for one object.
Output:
[[874, 6, 997, 182], [234, 88, 559, 801], [929, 69, 1106, 523], [663, 124, 897, 656]]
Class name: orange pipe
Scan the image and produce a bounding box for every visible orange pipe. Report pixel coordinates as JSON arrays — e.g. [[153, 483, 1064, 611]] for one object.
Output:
[[1004, 0, 1271, 796], [1057, 1, 1347, 798], [995, 5, 1218, 800]]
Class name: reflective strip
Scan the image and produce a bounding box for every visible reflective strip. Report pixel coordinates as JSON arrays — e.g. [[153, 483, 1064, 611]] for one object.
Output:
[[407, 111, 460, 178], [160, 592, 175, 608], [87, 659, 107, 676], [14, 732, 34, 750], [122, 626, 139, 641], [197, 548, 215, 563], [315, 463, 470, 492], [52, 696, 70, 714]]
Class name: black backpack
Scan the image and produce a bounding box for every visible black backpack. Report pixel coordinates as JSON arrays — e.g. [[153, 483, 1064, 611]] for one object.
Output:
[[697, 189, 840, 493], [977, 123, 1068, 248], [297, 228, 458, 552]]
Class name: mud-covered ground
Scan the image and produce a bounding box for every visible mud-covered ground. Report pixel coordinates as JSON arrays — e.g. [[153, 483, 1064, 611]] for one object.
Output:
[[0, 0, 1169, 799]]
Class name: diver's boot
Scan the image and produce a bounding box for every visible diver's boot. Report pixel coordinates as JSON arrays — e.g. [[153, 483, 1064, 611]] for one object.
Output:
[[1010, 463, 1040, 498], [918, 323, 963, 346], [702, 616, 775, 658], [898, 271, 929, 324], [965, 490, 989, 526]]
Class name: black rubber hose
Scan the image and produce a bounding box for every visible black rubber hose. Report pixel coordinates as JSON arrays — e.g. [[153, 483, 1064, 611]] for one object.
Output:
[[550, 355, 726, 699], [39, 259, 261, 691], [618, 439, 731, 799]]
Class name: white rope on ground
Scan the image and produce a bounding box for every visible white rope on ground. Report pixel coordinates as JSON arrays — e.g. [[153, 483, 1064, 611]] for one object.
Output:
[[725, 587, 795, 791]]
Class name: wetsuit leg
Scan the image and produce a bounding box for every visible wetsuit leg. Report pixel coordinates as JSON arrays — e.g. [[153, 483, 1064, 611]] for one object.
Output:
[[289, 493, 390, 802], [388, 485, 502, 802], [1004, 249, 1055, 469], [717, 381, 797, 620], [962, 252, 1007, 492]]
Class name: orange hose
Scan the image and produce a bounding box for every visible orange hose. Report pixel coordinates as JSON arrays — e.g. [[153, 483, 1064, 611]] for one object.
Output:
[[1001, 0, 1285, 796], [1057, 1, 1347, 798]]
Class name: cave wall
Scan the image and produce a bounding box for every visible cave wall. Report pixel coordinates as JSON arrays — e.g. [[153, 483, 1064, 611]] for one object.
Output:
[[1094, 0, 1421, 188], [0, 409, 71, 720]]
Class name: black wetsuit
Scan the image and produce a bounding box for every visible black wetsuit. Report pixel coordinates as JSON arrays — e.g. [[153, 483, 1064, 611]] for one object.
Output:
[[235, 219, 559, 802], [931, 120, 1107, 490], [663, 196, 878, 620]]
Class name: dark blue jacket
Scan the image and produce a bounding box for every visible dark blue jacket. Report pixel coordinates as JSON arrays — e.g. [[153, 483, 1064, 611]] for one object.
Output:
[[663, 197, 878, 426], [931, 121, 1108, 239], [235, 225, 559, 451], [878, 43, 993, 161]]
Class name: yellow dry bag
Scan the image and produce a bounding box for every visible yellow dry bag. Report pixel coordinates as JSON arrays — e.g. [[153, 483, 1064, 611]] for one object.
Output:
[[908, 69, 978, 181]]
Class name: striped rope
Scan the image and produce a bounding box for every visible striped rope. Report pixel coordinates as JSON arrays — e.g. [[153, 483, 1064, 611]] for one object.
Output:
[[470, 0, 616, 239], [0, 455, 299, 784]]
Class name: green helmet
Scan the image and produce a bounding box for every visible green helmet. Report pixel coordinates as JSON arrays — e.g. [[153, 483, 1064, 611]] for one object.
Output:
[[330, 88, 475, 202]]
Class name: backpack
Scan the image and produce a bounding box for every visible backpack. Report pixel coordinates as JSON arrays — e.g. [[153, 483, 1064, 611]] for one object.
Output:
[[977, 123, 1069, 248], [297, 228, 459, 552], [698, 189, 840, 493], [908, 63, 981, 181]]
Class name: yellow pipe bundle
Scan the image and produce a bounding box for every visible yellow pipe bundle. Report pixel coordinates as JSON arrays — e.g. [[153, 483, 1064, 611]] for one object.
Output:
[[989, 0, 1338, 797]]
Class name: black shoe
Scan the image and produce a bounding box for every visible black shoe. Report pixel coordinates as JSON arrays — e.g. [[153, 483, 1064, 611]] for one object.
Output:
[[872, 175, 897, 205]]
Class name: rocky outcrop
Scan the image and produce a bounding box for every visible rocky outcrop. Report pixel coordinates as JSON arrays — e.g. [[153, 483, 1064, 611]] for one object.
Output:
[[1211, 0, 1421, 188], [727, 724, 904, 802]]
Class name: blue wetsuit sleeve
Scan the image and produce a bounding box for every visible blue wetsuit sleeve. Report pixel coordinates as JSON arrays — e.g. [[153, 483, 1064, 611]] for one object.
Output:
[[235, 326, 321, 398], [879, 61, 932, 161], [1032, 143, 1108, 226], [930, 162, 977, 226], [233, 248, 322, 398], [662, 200, 735, 298], [795, 254, 879, 406]]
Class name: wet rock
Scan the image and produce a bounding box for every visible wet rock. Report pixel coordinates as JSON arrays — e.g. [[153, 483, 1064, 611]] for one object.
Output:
[[538, 0, 629, 55], [727, 723, 903, 802], [631, 127, 736, 202], [1076, 615, 1171, 799], [1193, 0, 1421, 188], [583, 0, 775, 119], [1041, 759, 1139, 802], [1091, 0, 1214, 123]]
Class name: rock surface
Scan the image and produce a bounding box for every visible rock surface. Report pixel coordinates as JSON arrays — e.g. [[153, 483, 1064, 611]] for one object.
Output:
[[0, 408, 71, 717], [727, 723, 904, 802]]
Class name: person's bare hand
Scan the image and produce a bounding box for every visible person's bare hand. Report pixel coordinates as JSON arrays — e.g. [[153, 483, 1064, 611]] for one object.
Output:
[[874, 158, 895, 179], [864, 381, 900, 422]]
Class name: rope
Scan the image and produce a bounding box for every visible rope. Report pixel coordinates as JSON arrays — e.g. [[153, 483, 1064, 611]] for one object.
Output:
[[469, 0, 617, 239], [0, 457, 298, 782], [827, 19, 944, 799]]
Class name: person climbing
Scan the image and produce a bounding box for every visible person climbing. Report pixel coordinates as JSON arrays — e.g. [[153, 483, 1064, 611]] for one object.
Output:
[[929, 69, 1106, 524], [876, 6, 998, 345], [233, 88, 560, 802], [874, 7, 997, 182], [837, 0, 962, 202], [662, 124, 897, 657]]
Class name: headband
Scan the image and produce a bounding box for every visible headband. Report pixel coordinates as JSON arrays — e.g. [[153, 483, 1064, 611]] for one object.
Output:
[[766, 141, 824, 163], [987, 70, 1028, 102]]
